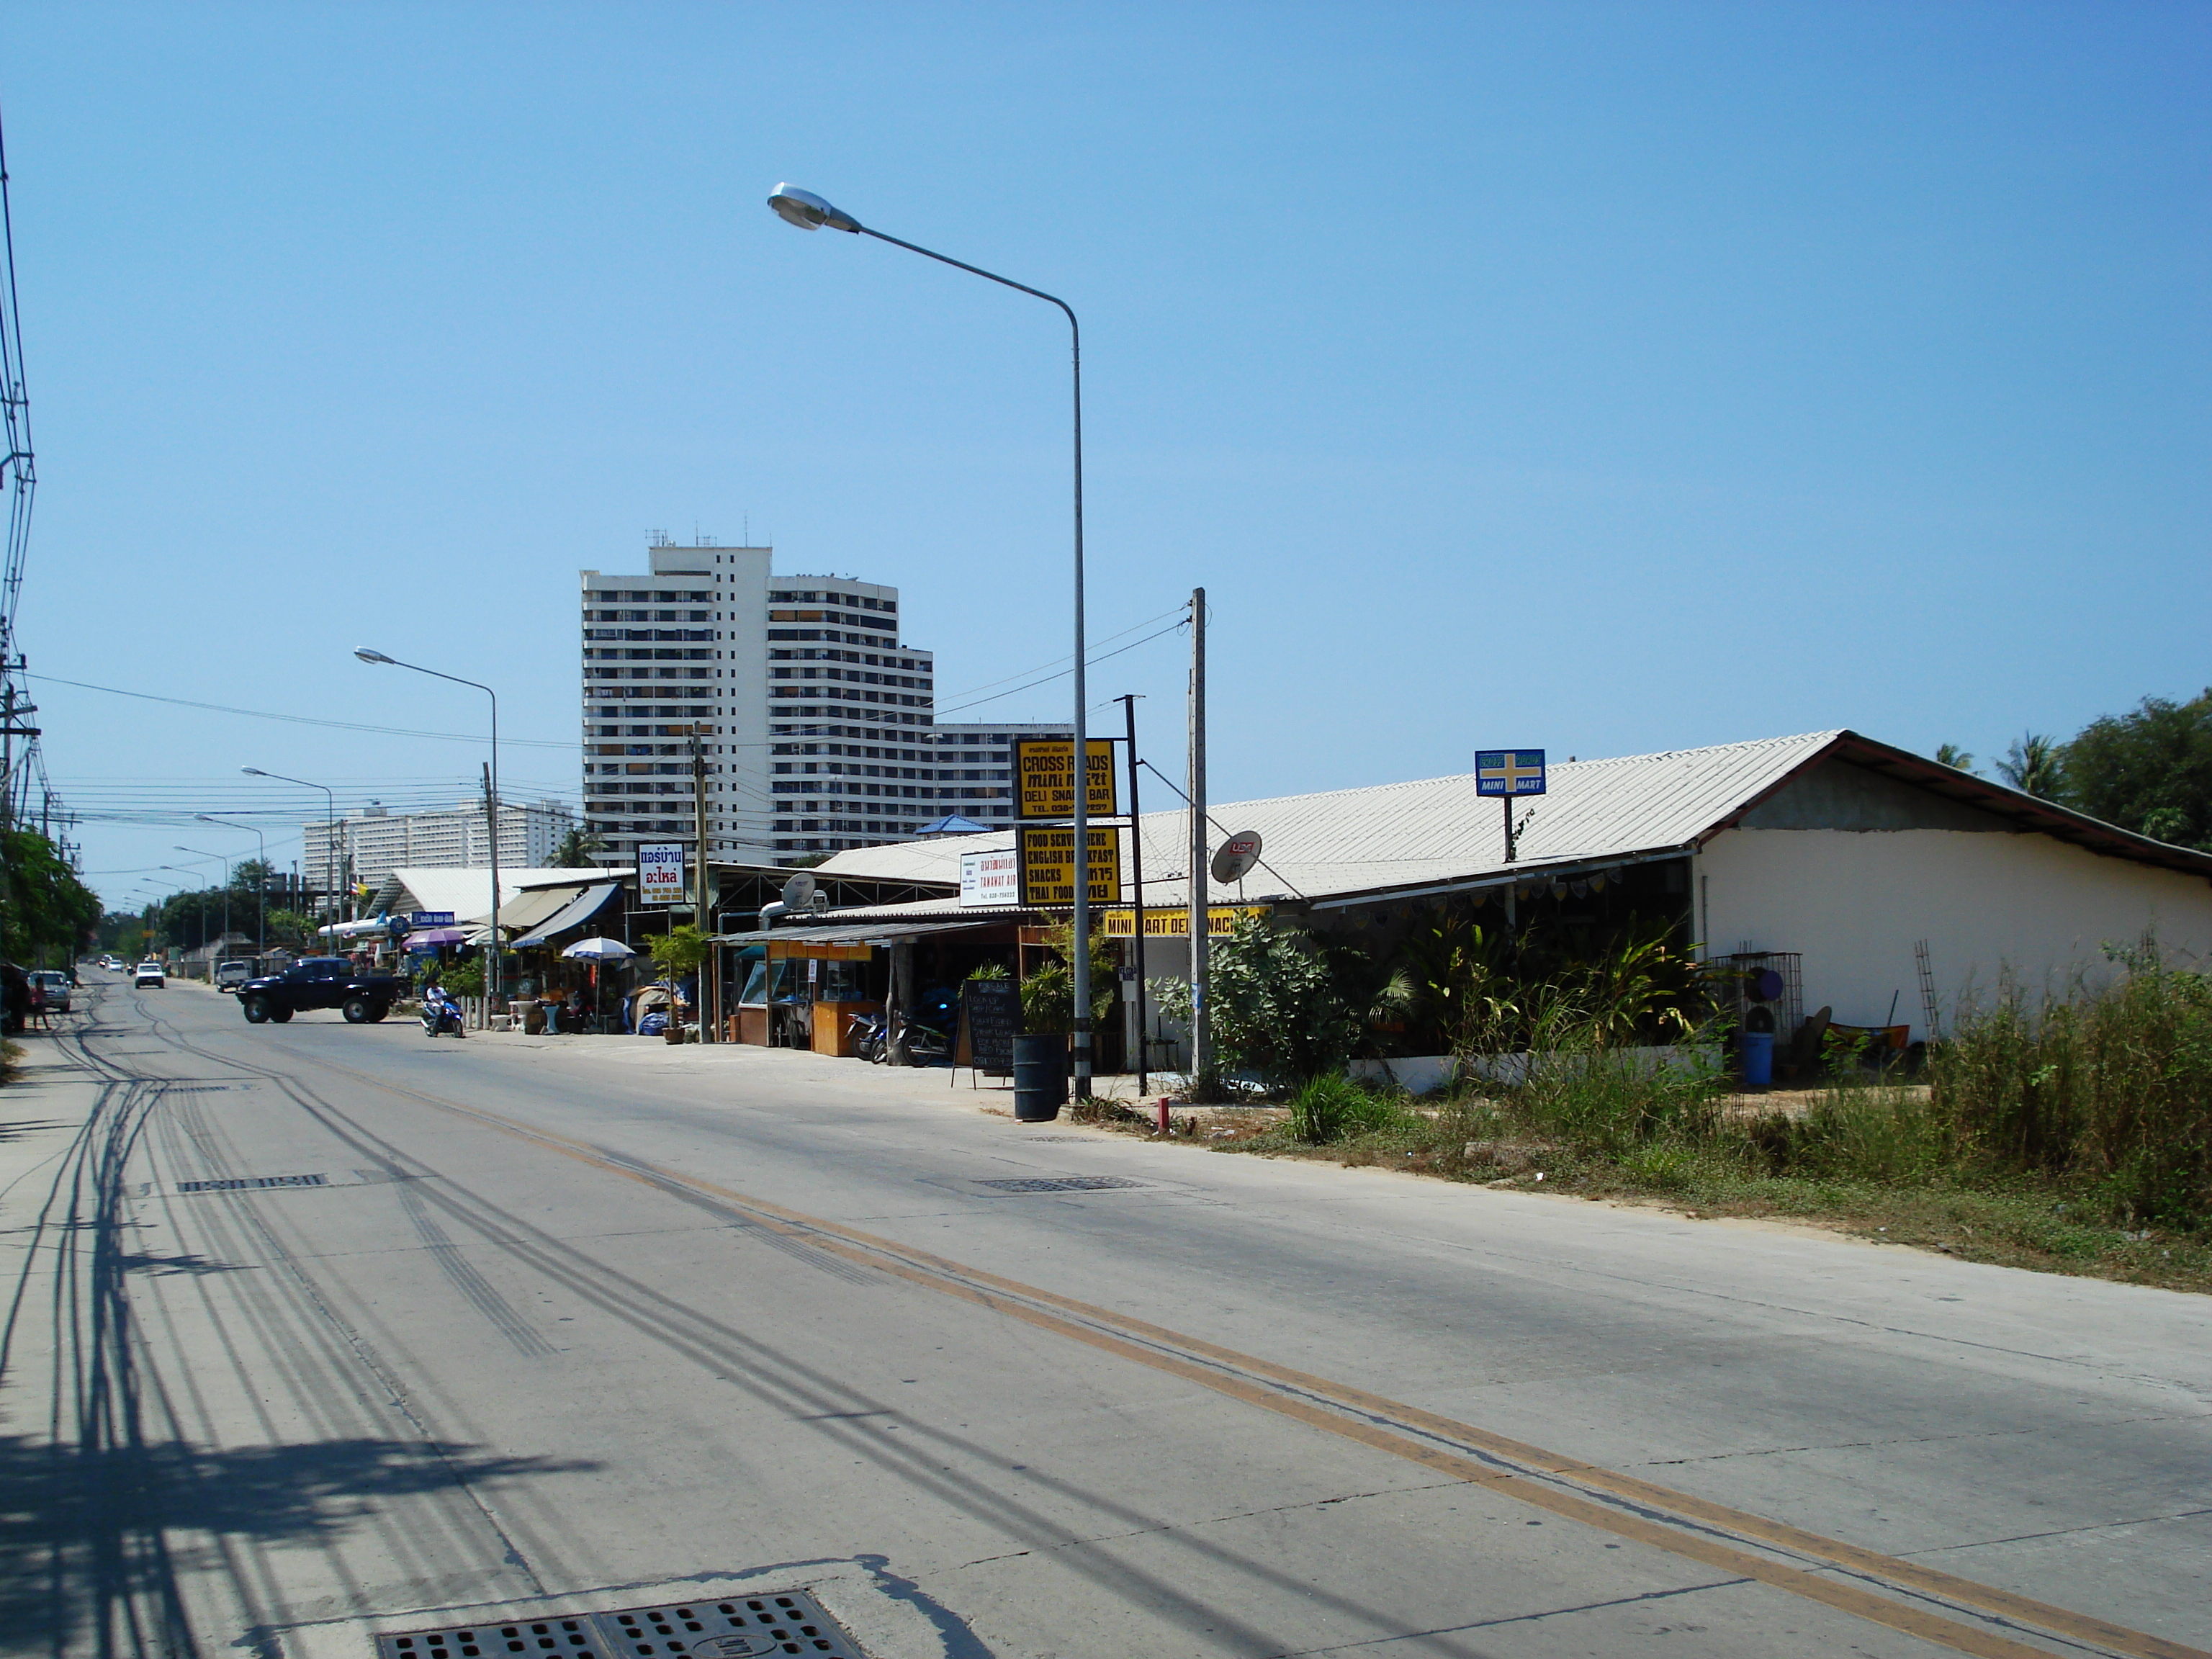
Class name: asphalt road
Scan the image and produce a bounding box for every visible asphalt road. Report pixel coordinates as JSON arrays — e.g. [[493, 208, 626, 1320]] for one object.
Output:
[[3, 971, 2206, 1659]]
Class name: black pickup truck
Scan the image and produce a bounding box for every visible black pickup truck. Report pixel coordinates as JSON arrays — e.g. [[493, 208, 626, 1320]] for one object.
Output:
[[238, 958, 401, 1025]]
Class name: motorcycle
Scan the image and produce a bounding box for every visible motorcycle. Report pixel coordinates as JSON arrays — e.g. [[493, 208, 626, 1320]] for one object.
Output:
[[850, 1008, 891, 1065], [421, 984, 467, 1038]]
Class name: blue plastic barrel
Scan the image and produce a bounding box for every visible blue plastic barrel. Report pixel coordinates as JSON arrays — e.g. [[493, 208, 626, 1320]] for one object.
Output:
[[1740, 1031, 1774, 1087]]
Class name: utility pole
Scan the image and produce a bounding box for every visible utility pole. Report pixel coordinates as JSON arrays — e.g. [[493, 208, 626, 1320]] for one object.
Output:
[[691, 725, 715, 1040], [481, 762, 500, 1019], [1186, 588, 1208, 1081], [1118, 693, 1148, 1094]]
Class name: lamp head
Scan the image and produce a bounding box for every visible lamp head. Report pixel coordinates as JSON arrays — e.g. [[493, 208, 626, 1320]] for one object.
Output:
[[241, 767, 266, 777], [354, 647, 396, 665], [768, 185, 860, 233]]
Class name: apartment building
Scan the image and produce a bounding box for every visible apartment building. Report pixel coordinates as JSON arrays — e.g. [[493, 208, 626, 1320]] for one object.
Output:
[[304, 799, 575, 894], [580, 539, 1067, 863]]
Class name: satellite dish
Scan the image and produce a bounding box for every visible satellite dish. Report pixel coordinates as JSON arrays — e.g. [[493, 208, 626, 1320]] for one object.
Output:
[[1211, 830, 1264, 885], [781, 873, 817, 910]]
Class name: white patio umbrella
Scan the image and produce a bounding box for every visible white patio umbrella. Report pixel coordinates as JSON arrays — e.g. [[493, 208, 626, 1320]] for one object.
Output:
[[562, 938, 636, 961]]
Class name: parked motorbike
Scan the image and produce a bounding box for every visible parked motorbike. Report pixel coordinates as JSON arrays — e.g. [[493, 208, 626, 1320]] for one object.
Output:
[[850, 1009, 891, 1064], [421, 984, 467, 1038]]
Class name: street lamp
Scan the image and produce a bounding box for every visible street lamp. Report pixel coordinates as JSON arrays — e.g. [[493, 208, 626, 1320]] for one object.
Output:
[[174, 845, 233, 960], [243, 767, 340, 934], [768, 184, 1100, 1097], [354, 648, 503, 1012], [161, 859, 221, 960], [198, 814, 267, 961]]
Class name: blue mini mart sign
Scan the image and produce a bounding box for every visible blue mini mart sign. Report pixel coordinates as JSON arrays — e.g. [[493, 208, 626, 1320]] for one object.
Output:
[[1475, 750, 1547, 797]]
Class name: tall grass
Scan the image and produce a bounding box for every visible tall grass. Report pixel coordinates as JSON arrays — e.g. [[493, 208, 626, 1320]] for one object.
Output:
[[1929, 951, 2211, 1228]]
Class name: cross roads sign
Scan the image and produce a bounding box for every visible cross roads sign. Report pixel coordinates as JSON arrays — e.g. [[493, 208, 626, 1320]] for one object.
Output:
[[1475, 750, 1547, 797]]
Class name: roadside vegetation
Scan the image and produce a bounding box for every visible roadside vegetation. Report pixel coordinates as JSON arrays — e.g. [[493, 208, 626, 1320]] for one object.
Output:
[[1109, 914, 2211, 1295]]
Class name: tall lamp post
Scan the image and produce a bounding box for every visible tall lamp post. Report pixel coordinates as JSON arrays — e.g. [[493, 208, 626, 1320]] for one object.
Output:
[[173, 848, 233, 958], [354, 649, 502, 1012], [243, 767, 339, 936], [197, 814, 268, 962], [768, 184, 1098, 1097]]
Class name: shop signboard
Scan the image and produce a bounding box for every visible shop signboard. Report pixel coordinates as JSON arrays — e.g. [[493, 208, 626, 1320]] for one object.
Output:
[[959, 848, 1020, 908], [1016, 824, 1120, 907], [1014, 738, 1118, 821], [637, 842, 688, 906], [1100, 905, 1269, 938], [1475, 749, 1547, 796], [959, 980, 1020, 1075], [408, 911, 455, 928]]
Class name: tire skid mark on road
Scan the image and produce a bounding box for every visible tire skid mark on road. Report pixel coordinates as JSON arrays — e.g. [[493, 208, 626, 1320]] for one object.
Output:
[[27, 984, 559, 1642], [125, 1012, 1532, 1657], [269, 1043, 2210, 1659]]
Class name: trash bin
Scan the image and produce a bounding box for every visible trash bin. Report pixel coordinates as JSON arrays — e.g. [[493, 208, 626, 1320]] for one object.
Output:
[[1740, 1030, 1774, 1087], [1013, 1033, 1066, 1122]]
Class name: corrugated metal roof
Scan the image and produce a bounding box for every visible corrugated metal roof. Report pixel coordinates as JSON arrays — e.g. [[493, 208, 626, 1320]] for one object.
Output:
[[814, 732, 1845, 908], [809, 727, 2212, 914]]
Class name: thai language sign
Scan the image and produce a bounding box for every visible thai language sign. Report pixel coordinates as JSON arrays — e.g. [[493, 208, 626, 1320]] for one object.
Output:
[[1014, 738, 1118, 821], [959, 848, 1020, 908], [637, 842, 687, 906]]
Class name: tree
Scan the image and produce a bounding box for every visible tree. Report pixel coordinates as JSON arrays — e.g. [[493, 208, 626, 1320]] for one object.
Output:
[[1995, 732, 2063, 799], [0, 829, 103, 964], [1018, 922, 1118, 1035], [1934, 743, 1978, 774], [233, 858, 274, 891], [552, 827, 604, 868], [2059, 688, 2212, 851], [647, 924, 710, 986]]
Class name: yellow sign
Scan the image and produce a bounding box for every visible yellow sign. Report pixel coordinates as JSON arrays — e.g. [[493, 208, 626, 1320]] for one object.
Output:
[[1017, 825, 1121, 907], [1015, 738, 1118, 821], [766, 940, 871, 961], [1100, 907, 1268, 938]]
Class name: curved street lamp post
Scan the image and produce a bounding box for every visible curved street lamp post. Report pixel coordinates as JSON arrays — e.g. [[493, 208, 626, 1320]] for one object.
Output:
[[354, 649, 503, 1014], [243, 768, 340, 931], [197, 814, 268, 961], [768, 185, 1097, 1097]]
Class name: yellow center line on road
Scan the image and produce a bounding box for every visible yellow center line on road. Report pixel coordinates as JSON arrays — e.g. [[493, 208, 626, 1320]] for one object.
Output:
[[244, 1048, 2211, 1659]]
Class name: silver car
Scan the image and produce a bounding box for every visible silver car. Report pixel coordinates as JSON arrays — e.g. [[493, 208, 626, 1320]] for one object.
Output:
[[135, 961, 166, 989], [30, 970, 72, 1012]]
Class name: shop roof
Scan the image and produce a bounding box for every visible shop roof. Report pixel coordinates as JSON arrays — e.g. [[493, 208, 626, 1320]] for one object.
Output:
[[512, 884, 622, 948], [811, 729, 2212, 914], [372, 868, 582, 920]]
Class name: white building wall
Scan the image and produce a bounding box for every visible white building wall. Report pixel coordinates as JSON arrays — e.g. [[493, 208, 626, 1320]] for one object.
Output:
[[1700, 827, 2212, 1040], [305, 801, 575, 893]]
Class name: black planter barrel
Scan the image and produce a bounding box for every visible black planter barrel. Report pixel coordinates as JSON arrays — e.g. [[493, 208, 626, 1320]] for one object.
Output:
[[1012, 1033, 1066, 1122]]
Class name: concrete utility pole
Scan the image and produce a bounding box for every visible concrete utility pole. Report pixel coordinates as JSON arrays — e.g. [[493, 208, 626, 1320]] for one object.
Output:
[[1187, 588, 1208, 1080], [1118, 693, 1148, 1094], [692, 726, 715, 1040]]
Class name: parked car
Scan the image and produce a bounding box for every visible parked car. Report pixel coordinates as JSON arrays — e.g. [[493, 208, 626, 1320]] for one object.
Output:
[[135, 961, 166, 989], [29, 970, 71, 1013], [237, 958, 400, 1025], [215, 961, 256, 993]]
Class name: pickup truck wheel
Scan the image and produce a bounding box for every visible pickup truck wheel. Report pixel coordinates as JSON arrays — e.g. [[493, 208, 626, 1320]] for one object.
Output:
[[269, 1006, 293, 1023], [367, 1004, 390, 1022], [342, 996, 374, 1024], [242, 995, 271, 1024]]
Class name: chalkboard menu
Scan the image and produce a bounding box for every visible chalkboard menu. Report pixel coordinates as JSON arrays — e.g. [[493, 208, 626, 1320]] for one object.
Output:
[[961, 981, 1020, 1076]]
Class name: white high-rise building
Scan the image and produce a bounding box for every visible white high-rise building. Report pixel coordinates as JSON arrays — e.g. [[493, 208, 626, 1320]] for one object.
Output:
[[304, 799, 575, 894], [580, 541, 1067, 864]]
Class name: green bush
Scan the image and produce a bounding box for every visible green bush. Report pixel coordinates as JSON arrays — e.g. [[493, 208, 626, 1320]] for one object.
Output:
[[1287, 1074, 1411, 1143]]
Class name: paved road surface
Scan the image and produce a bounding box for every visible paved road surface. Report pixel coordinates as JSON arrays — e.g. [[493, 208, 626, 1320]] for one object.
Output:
[[3, 972, 2206, 1659]]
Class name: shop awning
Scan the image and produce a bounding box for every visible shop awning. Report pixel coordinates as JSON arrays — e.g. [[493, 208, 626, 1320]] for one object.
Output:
[[511, 884, 621, 949], [724, 917, 1015, 949]]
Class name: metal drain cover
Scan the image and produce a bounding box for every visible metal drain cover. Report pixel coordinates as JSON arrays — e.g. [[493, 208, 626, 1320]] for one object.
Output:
[[176, 1174, 328, 1193], [375, 1591, 863, 1659], [976, 1175, 1144, 1192]]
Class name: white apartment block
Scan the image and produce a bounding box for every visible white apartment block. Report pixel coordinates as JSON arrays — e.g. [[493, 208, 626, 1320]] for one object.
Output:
[[580, 540, 1066, 863], [304, 799, 575, 894]]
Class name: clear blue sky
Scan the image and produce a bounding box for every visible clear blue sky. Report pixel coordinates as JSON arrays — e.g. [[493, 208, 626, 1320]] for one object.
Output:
[[6, 2, 2206, 909]]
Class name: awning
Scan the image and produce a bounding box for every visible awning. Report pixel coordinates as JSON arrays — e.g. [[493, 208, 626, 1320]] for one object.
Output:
[[511, 884, 621, 949], [726, 917, 1016, 949]]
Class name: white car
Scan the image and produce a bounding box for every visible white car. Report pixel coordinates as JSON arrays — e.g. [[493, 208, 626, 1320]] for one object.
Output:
[[135, 961, 166, 989], [30, 970, 72, 1013], [215, 961, 254, 993]]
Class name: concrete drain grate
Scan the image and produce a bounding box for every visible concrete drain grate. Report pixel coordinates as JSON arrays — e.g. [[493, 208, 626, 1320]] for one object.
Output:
[[176, 1174, 328, 1193], [375, 1592, 863, 1659], [976, 1175, 1145, 1192]]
